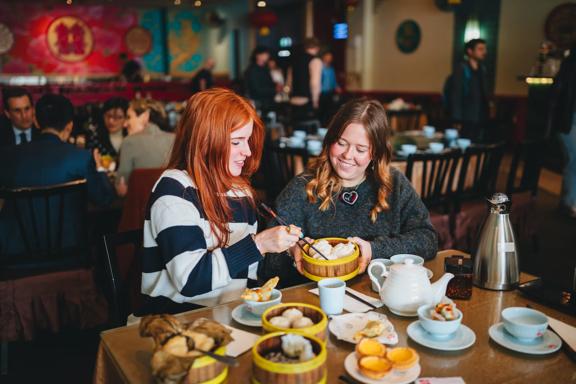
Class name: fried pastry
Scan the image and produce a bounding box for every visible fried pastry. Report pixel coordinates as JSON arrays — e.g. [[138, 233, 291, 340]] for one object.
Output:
[[353, 320, 385, 341], [240, 276, 279, 302]]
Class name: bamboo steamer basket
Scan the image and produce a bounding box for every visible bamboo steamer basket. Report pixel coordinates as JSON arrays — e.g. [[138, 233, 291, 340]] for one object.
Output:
[[187, 346, 228, 384], [261, 303, 328, 341], [302, 237, 360, 281], [252, 332, 327, 384]]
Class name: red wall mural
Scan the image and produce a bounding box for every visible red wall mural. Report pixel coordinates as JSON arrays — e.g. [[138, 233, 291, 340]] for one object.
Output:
[[0, 4, 140, 75]]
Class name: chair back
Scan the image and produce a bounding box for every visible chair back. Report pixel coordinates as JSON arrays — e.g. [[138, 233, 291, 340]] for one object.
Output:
[[388, 110, 423, 132], [117, 168, 164, 232], [458, 143, 505, 201], [506, 140, 541, 196], [405, 149, 463, 211], [0, 179, 88, 269], [101, 229, 143, 327]]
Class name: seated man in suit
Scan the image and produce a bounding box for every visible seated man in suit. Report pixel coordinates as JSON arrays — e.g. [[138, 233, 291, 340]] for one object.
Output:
[[0, 86, 40, 147], [0, 94, 115, 257]]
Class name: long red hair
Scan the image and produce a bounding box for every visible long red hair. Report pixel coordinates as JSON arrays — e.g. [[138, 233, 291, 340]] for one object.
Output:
[[167, 88, 264, 247]]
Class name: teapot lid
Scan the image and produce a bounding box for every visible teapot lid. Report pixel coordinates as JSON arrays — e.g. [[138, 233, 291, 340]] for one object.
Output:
[[390, 258, 426, 274]]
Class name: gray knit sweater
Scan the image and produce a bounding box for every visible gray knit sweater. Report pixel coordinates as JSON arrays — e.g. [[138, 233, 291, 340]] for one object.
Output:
[[276, 167, 437, 258]]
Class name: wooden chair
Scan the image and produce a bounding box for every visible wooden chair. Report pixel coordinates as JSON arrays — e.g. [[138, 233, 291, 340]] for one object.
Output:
[[405, 149, 464, 249], [452, 143, 506, 252], [117, 168, 164, 232], [0, 179, 89, 273], [101, 229, 143, 327], [506, 140, 542, 252]]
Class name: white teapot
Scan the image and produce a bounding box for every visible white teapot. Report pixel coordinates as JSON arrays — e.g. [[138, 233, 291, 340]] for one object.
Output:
[[368, 258, 454, 316]]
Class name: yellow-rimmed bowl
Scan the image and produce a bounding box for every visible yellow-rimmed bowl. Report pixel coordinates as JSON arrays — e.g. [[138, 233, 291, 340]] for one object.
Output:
[[262, 303, 328, 341], [188, 346, 228, 384], [251, 332, 327, 384], [302, 237, 360, 281]]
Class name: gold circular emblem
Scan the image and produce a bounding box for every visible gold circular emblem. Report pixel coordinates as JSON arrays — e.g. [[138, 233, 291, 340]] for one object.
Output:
[[125, 26, 152, 56], [47, 16, 93, 62]]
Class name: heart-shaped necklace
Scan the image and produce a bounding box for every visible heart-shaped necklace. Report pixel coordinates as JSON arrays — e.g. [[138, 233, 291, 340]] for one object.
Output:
[[339, 178, 365, 206]]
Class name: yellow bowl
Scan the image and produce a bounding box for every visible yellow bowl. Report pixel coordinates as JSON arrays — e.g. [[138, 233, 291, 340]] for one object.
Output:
[[301, 237, 360, 281], [261, 303, 328, 342], [252, 331, 327, 384]]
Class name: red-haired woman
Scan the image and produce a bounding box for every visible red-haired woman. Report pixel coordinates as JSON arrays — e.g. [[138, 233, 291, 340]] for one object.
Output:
[[139, 88, 301, 315]]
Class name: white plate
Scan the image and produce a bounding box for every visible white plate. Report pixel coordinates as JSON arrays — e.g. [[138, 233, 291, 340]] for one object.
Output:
[[231, 304, 262, 327], [344, 352, 421, 384], [488, 322, 562, 355], [328, 312, 398, 345], [407, 321, 476, 351]]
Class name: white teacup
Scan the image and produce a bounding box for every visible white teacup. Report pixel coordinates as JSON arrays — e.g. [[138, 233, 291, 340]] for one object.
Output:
[[456, 138, 471, 150], [401, 144, 417, 155], [367, 259, 394, 292], [423, 125, 435, 138], [445, 128, 459, 140], [318, 278, 346, 315], [428, 142, 445, 153], [502, 307, 548, 342], [317, 127, 328, 137], [293, 130, 307, 139]]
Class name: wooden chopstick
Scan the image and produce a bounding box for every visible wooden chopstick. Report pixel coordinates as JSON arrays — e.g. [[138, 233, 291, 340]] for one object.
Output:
[[260, 203, 330, 260], [345, 289, 379, 310]]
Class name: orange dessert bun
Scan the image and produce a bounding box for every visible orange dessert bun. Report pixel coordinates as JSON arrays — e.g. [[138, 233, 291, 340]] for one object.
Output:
[[386, 347, 419, 371], [358, 356, 393, 379], [355, 338, 387, 359]]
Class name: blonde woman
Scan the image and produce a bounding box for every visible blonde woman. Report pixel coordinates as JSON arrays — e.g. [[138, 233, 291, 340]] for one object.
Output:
[[268, 98, 437, 284]]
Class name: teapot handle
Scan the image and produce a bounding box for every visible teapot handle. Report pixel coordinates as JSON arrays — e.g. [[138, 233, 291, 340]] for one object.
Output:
[[367, 260, 389, 292]]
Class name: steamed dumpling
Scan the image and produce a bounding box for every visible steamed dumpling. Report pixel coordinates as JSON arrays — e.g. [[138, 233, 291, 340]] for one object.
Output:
[[281, 334, 315, 362], [331, 242, 355, 259], [309, 239, 333, 259], [281, 308, 304, 323], [269, 316, 291, 329], [292, 316, 314, 329]]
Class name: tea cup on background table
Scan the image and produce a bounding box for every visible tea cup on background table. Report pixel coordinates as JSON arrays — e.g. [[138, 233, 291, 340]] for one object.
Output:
[[456, 138, 471, 151], [444, 128, 459, 140], [318, 278, 346, 315], [423, 125, 436, 138], [293, 130, 307, 139], [428, 142, 445, 153], [400, 144, 418, 155]]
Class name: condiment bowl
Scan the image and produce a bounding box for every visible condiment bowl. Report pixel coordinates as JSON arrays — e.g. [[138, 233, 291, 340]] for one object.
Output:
[[417, 304, 462, 339], [244, 289, 282, 316]]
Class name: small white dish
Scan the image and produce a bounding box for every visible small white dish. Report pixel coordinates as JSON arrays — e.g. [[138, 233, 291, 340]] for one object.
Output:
[[407, 321, 476, 351], [243, 289, 282, 316], [328, 311, 398, 345], [344, 352, 421, 384], [231, 304, 262, 327], [488, 322, 562, 355]]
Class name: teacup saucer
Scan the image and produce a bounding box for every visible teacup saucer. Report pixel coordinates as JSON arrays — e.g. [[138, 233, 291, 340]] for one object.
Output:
[[407, 321, 476, 351], [488, 322, 562, 355], [231, 304, 262, 327]]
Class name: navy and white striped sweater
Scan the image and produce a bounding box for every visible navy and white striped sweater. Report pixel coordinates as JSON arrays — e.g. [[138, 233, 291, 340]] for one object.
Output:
[[140, 169, 262, 314]]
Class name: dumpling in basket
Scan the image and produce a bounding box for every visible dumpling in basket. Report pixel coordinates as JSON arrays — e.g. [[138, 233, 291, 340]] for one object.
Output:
[[331, 242, 355, 259], [309, 239, 333, 259]]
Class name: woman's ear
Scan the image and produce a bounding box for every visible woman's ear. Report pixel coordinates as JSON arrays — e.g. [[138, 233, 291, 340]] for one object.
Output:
[[138, 109, 150, 126]]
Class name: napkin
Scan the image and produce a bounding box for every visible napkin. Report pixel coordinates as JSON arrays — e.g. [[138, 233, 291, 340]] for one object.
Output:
[[224, 325, 260, 357], [547, 316, 576, 352], [308, 287, 383, 313], [416, 378, 466, 384]]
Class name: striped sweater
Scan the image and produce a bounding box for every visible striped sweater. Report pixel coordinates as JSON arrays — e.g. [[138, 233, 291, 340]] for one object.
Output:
[[140, 169, 262, 314]]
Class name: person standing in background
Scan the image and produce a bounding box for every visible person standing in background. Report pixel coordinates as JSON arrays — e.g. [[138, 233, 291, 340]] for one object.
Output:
[[319, 51, 341, 126], [268, 57, 287, 103], [550, 44, 576, 219], [244, 46, 276, 113], [191, 58, 215, 93], [288, 37, 323, 123], [0, 87, 40, 147], [447, 39, 491, 142]]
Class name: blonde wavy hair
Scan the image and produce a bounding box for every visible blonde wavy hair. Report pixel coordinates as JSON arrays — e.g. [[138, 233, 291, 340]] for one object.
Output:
[[305, 98, 393, 222]]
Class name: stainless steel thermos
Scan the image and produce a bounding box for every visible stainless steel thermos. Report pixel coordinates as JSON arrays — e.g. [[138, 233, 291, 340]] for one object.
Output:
[[474, 193, 520, 290]]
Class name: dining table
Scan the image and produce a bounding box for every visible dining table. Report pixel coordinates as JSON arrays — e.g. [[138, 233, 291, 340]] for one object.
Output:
[[93, 250, 576, 384]]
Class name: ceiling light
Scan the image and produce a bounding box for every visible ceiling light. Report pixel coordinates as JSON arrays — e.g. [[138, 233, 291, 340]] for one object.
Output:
[[257, 1, 267, 8], [194, 0, 202, 6]]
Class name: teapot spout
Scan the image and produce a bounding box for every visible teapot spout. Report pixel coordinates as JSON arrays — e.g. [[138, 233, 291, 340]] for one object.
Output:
[[430, 273, 454, 305]]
